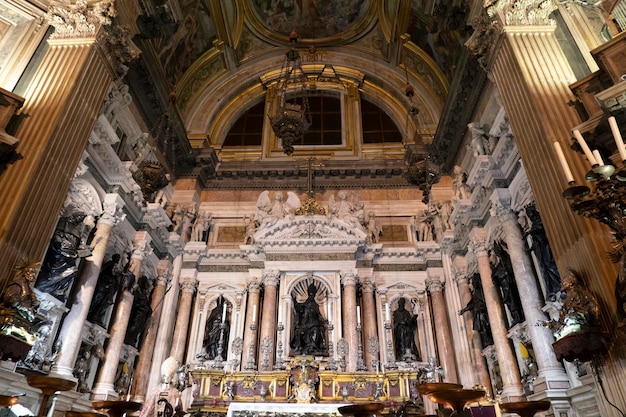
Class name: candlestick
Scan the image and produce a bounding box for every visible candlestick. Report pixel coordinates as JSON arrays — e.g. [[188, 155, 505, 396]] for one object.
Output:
[[573, 129, 597, 166], [593, 150, 604, 166], [609, 116, 626, 161], [356, 305, 361, 325], [553, 142, 575, 183]]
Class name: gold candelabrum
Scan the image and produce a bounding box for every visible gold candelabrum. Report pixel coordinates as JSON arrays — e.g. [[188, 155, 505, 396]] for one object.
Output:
[[555, 116, 626, 330]]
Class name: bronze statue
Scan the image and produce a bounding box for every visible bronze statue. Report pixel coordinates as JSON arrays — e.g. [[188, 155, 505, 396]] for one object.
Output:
[[459, 275, 493, 347], [392, 298, 420, 361], [87, 254, 122, 328], [1, 262, 41, 325], [290, 283, 327, 355], [203, 296, 230, 359], [124, 275, 153, 348], [491, 242, 525, 325]]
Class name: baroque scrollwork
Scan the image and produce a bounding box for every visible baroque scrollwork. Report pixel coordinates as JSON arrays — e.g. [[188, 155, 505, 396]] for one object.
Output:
[[47, 0, 116, 39]]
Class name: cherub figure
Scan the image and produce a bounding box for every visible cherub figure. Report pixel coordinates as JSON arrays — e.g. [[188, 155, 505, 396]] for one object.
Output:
[[255, 191, 301, 229]]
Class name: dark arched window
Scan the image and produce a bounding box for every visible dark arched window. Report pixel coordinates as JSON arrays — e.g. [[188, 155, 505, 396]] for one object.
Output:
[[361, 99, 403, 144], [223, 101, 264, 147]]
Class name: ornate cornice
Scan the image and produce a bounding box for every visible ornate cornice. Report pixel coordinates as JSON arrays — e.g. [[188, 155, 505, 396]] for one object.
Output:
[[47, 0, 115, 39]]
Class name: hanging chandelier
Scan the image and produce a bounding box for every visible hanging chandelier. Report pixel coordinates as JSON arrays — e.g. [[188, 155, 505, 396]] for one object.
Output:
[[269, 31, 311, 155]]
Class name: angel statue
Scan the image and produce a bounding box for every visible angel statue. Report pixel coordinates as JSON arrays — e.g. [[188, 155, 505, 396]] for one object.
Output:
[[328, 190, 365, 230], [255, 191, 301, 229]]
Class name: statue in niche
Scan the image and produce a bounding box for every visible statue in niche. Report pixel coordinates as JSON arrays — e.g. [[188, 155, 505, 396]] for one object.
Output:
[[392, 298, 420, 361], [490, 242, 525, 325], [88, 253, 123, 328], [290, 283, 327, 356], [366, 212, 382, 244], [255, 191, 301, 229], [20, 321, 52, 371], [459, 275, 493, 347], [74, 346, 95, 393], [520, 205, 561, 300], [35, 211, 92, 301], [328, 190, 365, 230], [1, 261, 41, 329], [203, 296, 230, 359], [124, 275, 152, 348]]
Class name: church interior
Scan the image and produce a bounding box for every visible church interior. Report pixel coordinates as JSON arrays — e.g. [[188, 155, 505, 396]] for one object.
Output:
[[1, 0, 626, 416]]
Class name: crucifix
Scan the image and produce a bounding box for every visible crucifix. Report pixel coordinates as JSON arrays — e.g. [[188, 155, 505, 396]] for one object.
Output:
[[296, 157, 324, 197]]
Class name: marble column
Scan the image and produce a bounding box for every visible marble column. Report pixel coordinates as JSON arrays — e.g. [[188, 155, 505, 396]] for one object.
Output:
[[453, 260, 492, 396], [131, 260, 172, 401], [361, 278, 378, 371], [258, 270, 279, 371], [92, 232, 151, 399], [467, 1, 616, 305], [340, 270, 359, 372], [0, 1, 137, 281], [242, 279, 261, 370], [468, 228, 524, 402], [52, 194, 125, 378], [490, 193, 569, 390], [425, 274, 458, 383], [170, 274, 198, 364]]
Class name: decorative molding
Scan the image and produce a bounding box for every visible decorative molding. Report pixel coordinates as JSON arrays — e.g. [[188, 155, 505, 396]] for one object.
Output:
[[47, 0, 115, 39], [262, 270, 280, 287], [340, 270, 358, 286], [485, 0, 557, 26]]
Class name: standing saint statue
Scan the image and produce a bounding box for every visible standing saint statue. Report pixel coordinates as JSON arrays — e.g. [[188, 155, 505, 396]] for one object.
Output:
[[392, 298, 420, 361], [290, 283, 327, 356], [203, 296, 230, 359]]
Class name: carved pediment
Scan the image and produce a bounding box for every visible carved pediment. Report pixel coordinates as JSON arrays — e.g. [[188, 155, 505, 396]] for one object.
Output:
[[254, 215, 367, 253]]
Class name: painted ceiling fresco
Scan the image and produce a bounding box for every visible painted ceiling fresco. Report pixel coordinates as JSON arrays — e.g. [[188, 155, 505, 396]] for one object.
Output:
[[252, 0, 369, 39]]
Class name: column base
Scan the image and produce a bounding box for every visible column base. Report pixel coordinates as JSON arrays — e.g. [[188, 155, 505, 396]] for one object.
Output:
[[49, 365, 76, 380], [533, 369, 571, 397], [91, 383, 119, 400], [500, 385, 526, 403]]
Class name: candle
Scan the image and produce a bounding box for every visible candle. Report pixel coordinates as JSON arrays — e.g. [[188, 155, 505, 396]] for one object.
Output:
[[252, 304, 257, 323], [381, 363, 385, 375], [553, 142, 575, 183], [327, 302, 331, 321], [222, 302, 227, 323], [385, 303, 390, 322], [609, 116, 626, 161], [278, 303, 282, 322], [356, 305, 361, 325], [573, 129, 597, 166], [593, 150, 604, 166]]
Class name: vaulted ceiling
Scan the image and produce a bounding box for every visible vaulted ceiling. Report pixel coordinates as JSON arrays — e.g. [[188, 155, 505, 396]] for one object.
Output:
[[126, 0, 480, 191]]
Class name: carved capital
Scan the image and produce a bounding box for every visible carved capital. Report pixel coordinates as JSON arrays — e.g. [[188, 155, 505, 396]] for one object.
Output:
[[340, 270, 357, 286], [47, 0, 116, 39], [489, 194, 515, 223], [361, 279, 375, 293], [468, 228, 489, 256], [262, 270, 280, 287], [99, 193, 126, 226], [465, 10, 503, 70], [179, 276, 198, 293], [425, 278, 444, 293], [247, 280, 261, 293], [486, 0, 557, 26], [156, 260, 172, 286]]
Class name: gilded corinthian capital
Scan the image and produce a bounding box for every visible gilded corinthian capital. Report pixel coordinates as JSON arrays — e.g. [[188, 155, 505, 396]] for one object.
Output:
[[485, 0, 558, 27], [47, 0, 116, 39]]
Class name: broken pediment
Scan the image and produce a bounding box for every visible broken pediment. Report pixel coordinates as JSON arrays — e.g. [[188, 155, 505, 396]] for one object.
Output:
[[253, 215, 367, 253]]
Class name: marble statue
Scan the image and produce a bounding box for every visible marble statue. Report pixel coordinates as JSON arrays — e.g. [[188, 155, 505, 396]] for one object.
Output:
[[255, 190, 301, 229], [328, 190, 364, 229], [191, 210, 211, 242], [451, 165, 472, 201]]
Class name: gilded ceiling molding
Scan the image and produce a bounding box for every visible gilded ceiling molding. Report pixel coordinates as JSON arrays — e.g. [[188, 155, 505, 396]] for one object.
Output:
[[176, 47, 228, 117], [377, 0, 411, 43], [207, 0, 244, 49], [46, 0, 115, 39], [401, 37, 448, 106]]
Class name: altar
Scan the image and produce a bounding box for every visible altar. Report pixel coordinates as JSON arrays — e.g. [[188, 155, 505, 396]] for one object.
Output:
[[226, 402, 344, 417]]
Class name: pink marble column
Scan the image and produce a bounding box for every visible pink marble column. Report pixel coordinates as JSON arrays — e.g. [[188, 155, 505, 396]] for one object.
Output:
[[258, 270, 279, 370], [130, 260, 172, 401], [170, 274, 198, 364], [52, 194, 125, 378], [242, 280, 261, 370], [468, 228, 524, 402], [454, 265, 492, 396], [361, 279, 378, 371], [425, 275, 458, 383], [490, 194, 569, 388], [92, 232, 151, 399], [340, 271, 359, 372]]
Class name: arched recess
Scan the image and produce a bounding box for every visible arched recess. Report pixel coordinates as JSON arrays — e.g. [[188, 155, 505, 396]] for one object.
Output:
[[184, 50, 445, 150]]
